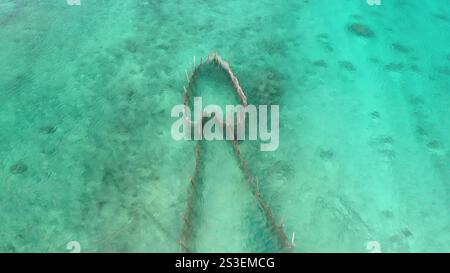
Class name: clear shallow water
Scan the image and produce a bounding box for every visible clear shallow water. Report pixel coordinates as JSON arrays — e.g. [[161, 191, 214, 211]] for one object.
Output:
[[0, 0, 449, 252]]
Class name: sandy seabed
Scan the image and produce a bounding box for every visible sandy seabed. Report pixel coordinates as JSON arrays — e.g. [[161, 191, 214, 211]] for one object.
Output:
[[0, 0, 449, 252]]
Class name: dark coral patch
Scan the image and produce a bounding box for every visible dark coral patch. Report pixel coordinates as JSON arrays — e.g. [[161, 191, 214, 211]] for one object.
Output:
[[391, 43, 412, 54], [312, 60, 327, 67], [339, 61, 356, 71], [370, 111, 380, 120], [318, 148, 334, 160], [39, 125, 57, 134], [348, 23, 374, 38], [10, 162, 28, 175], [385, 63, 404, 72]]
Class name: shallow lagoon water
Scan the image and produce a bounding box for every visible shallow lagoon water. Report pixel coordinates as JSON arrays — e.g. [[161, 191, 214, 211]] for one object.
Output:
[[0, 0, 449, 252]]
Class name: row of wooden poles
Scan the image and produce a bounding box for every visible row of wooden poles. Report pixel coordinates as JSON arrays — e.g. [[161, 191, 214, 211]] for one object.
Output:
[[179, 53, 293, 252]]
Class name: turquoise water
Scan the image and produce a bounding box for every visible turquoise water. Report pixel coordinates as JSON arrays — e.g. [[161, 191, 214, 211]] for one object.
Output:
[[0, 0, 449, 252]]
